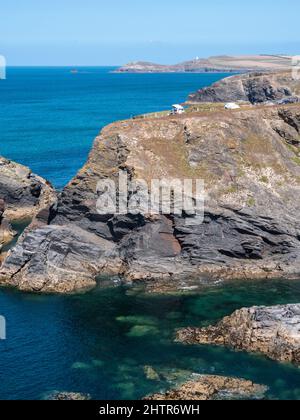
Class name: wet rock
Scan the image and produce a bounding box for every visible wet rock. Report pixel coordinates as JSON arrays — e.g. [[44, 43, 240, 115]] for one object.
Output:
[[144, 366, 160, 381], [144, 375, 268, 400], [176, 304, 300, 365], [47, 392, 91, 400]]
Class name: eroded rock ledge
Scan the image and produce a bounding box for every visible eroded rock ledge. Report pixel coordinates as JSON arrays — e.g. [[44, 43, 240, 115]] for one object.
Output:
[[144, 375, 268, 400], [2, 102, 300, 293], [176, 304, 300, 365]]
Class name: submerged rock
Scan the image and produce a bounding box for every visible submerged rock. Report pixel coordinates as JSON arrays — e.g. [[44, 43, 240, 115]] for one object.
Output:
[[47, 392, 91, 400], [0, 156, 56, 261], [144, 375, 268, 400], [3, 89, 300, 292], [144, 366, 161, 381], [176, 304, 300, 365], [188, 71, 300, 104], [126, 325, 159, 338], [116, 315, 158, 326]]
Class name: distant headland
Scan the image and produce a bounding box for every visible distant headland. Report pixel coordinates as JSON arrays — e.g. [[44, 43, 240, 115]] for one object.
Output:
[[114, 54, 293, 73]]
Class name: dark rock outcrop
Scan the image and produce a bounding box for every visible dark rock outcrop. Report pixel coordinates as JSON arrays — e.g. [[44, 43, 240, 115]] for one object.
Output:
[[0, 157, 55, 220], [0, 158, 56, 257], [144, 375, 267, 400], [176, 304, 300, 365], [0, 157, 56, 222], [2, 104, 300, 292], [189, 72, 300, 104]]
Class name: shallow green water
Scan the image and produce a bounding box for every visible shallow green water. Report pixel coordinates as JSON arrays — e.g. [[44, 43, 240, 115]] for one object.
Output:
[[0, 278, 300, 400], [1, 219, 31, 253]]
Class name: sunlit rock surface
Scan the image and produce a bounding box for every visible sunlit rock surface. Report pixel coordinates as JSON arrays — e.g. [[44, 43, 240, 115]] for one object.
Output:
[[177, 304, 300, 365]]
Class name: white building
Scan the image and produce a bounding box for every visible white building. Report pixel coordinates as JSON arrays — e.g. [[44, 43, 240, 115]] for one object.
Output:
[[172, 104, 185, 115], [224, 102, 241, 110]]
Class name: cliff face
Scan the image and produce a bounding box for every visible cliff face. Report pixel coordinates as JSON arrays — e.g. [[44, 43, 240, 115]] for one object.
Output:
[[188, 72, 300, 104], [0, 157, 56, 221], [2, 104, 300, 293], [0, 157, 56, 253], [115, 55, 292, 74]]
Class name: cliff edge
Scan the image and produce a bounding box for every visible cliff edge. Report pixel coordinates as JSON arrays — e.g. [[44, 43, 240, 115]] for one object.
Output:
[[1, 101, 300, 292]]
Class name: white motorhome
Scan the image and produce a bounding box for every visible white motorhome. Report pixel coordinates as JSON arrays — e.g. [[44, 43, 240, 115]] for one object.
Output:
[[224, 102, 241, 110], [172, 104, 185, 115]]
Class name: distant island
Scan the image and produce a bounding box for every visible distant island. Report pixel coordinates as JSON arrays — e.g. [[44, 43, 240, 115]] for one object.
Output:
[[114, 54, 293, 73]]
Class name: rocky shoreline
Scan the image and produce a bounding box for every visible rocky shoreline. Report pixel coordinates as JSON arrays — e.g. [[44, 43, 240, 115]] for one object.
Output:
[[1, 72, 300, 293], [177, 304, 300, 365], [1, 70, 300, 400], [144, 375, 268, 400]]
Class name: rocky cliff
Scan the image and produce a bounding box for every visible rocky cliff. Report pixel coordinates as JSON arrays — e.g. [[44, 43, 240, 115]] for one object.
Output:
[[188, 72, 300, 104], [115, 55, 292, 74], [0, 157, 56, 253], [176, 304, 300, 365], [0, 157, 56, 221], [2, 104, 300, 293]]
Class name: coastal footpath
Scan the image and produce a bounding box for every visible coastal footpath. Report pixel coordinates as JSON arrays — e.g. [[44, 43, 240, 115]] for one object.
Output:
[[1, 72, 300, 292], [177, 304, 300, 365]]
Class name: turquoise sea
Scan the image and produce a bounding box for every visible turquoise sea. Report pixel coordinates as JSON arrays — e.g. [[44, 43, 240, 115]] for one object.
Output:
[[0, 67, 229, 189], [0, 68, 300, 400]]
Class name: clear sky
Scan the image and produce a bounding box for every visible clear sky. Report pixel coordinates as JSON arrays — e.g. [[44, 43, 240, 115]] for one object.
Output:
[[1, 0, 300, 65]]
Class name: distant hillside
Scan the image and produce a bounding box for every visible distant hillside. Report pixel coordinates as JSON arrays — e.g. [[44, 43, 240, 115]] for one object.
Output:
[[114, 55, 293, 73]]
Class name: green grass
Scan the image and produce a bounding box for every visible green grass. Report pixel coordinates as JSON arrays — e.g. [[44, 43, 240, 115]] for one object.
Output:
[[259, 176, 269, 184], [247, 197, 256, 207], [292, 156, 300, 166]]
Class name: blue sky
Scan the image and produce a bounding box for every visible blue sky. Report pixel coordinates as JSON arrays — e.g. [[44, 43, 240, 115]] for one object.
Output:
[[1, 0, 300, 65]]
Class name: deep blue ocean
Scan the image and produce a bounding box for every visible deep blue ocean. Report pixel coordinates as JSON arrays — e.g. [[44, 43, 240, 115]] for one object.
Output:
[[0, 67, 229, 189], [0, 68, 300, 400]]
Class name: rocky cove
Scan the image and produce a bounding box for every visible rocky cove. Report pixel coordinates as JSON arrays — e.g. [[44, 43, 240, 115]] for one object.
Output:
[[2, 76, 300, 293], [1, 70, 300, 400]]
